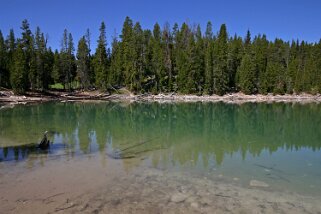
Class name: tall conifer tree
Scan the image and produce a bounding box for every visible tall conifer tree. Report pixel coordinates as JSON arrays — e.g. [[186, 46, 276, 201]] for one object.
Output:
[[77, 36, 91, 89], [11, 43, 28, 94], [213, 24, 229, 95], [93, 22, 108, 89]]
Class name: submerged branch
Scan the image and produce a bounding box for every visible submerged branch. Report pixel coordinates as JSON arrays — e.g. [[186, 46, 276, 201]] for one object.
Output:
[[107, 138, 162, 160], [55, 203, 77, 212], [116, 138, 158, 154], [254, 164, 284, 173], [254, 163, 291, 183]]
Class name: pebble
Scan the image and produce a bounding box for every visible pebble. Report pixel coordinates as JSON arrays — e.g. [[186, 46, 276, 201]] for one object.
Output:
[[170, 193, 188, 203], [249, 180, 269, 188], [200, 197, 211, 205], [191, 202, 199, 209], [186, 196, 198, 203]]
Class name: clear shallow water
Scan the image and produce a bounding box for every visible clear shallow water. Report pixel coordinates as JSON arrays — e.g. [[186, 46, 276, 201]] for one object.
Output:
[[0, 101, 321, 197]]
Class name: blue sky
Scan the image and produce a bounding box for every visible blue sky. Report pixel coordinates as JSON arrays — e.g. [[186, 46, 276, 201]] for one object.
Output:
[[1, 0, 320, 51]]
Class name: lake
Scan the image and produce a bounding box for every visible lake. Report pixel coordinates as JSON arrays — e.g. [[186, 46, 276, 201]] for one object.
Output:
[[0, 101, 321, 213]]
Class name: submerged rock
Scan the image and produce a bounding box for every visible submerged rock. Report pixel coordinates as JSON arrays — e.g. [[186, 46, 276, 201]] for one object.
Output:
[[190, 202, 199, 209], [249, 180, 269, 188], [199, 197, 211, 205], [170, 192, 188, 203]]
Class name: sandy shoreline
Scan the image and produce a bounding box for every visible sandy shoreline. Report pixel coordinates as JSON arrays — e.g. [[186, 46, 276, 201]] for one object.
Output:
[[1, 90, 321, 105]]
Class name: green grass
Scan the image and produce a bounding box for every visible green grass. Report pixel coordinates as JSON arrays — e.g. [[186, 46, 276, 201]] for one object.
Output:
[[50, 83, 64, 89], [49, 82, 81, 90]]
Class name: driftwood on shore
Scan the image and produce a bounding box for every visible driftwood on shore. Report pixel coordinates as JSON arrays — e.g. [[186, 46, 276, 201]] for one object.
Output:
[[0, 89, 321, 105]]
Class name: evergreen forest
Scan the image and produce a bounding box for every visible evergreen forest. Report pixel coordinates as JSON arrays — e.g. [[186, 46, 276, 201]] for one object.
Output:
[[0, 17, 320, 95]]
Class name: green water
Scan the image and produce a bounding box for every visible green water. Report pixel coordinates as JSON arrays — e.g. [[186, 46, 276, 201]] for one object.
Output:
[[0, 102, 321, 196]]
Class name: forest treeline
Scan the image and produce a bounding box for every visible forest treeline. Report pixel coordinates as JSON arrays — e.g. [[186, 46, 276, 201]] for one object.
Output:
[[0, 17, 320, 95]]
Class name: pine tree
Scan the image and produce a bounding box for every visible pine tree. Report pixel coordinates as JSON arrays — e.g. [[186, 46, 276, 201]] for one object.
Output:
[[6, 29, 16, 53], [93, 22, 108, 89], [268, 39, 287, 94], [84, 28, 94, 86], [20, 19, 33, 51], [85, 28, 91, 53], [265, 60, 286, 94], [227, 34, 243, 91], [109, 35, 122, 87], [29, 47, 37, 90], [237, 54, 256, 94], [176, 23, 190, 93], [285, 40, 298, 93], [43, 47, 54, 88], [150, 23, 165, 93], [302, 55, 316, 93], [309, 41, 320, 93], [253, 34, 268, 94], [59, 29, 76, 90], [10, 43, 28, 94], [236, 30, 257, 94], [140, 29, 153, 92], [52, 50, 62, 84], [131, 22, 145, 92], [120, 17, 136, 91], [20, 19, 34, 90], [76, 36, 90, 89], [5, 29, 16, 88], [171, 23, 179, 91], [213, 24, 229, 95], [34, 26, 48, 90], [315, 39, 321, 93], [60, 29, 68, 89], [293, 41, 306, 93], [194, 25, 205, 94], [185, 30, 197, 94], [67, 33, 76, 90], [204, 21, 214, 94], [0, 30, 8, 87], [162, 22, 173, 92], [244, 30, 251, 52]]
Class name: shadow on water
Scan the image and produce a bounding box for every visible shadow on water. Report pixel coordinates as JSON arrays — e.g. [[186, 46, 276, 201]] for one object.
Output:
[[0, 132, 163, 163], [0, 142, 68, 163]]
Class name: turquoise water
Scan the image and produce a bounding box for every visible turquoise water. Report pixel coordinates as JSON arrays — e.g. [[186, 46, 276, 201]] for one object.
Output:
[[0, 102, 321, 196]]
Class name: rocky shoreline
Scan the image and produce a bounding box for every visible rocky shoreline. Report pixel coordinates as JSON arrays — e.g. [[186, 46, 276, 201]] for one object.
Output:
[[129, 92, 321, 103], [0, 89, 321, 105], [2, 161, 321, 214]]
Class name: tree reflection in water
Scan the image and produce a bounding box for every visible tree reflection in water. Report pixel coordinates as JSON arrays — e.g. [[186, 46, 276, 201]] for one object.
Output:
[[0, 102, 320, 168]]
